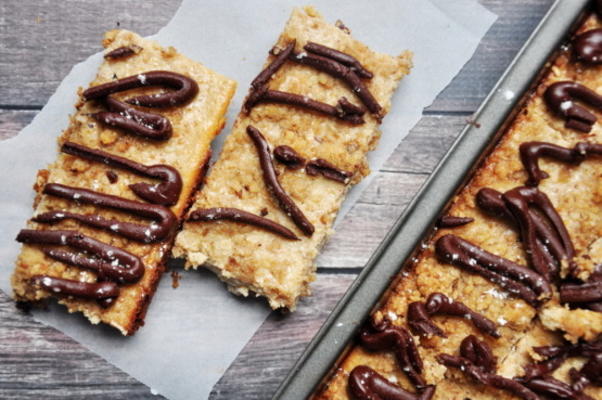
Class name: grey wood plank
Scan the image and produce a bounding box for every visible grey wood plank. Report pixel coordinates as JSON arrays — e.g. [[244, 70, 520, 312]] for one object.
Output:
[[0, 0, 553, 112], [0, 110, 35, 140]]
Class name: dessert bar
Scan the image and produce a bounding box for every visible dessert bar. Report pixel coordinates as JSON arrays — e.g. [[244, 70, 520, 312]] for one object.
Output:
[[173, 6, 412, 309], [11, 30, 236, 335]]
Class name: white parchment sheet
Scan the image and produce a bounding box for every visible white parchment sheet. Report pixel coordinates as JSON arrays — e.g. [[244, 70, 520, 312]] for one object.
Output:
[[0, 1, 496, 399]]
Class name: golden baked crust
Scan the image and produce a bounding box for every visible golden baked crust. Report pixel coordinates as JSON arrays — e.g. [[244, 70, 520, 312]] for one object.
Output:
[[315, 14, 602, 400], [11, 30, 236, 335], [173, 6, 412, 310]]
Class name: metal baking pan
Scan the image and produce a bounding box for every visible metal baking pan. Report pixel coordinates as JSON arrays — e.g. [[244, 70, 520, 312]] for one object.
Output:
[[273, 0, 590, 398]]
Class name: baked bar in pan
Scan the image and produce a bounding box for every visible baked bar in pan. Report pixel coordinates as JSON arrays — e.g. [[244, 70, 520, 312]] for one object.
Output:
[[314, 8, 602, 400], [11, 29, 236, 335], [173, 6, 412, 310]]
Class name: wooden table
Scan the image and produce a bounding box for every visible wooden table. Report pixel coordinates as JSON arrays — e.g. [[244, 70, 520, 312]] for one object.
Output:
[[0, 1, 555, 398]]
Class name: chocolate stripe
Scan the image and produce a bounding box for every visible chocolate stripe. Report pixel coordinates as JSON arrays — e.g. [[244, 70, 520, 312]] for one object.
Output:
[[273, 145, 306, 169], [520, 376, 593, 400], [30, 275, 119, 302], [503, 186, 574, 281], [289, 50, 381, 115], [188, 207, 298, 240], [244, 85, 365, 124], [34, 183, 177, 243], [252, 40, 296, 89], [437, 354, 539, 400], [348, 366, 435, 400], [91, 97, 173, 140], [560, 281, 602, 304], [520, 141, 602, 186], [305, 158, 353, 184], [574, 28, 602, 64], [477, 187, 573, 282], [436, 216, 474, 228], [544, 81, 602, 133], [83, 70, 199, 108], [62, 141, 182, 206], [435, 234, 551, 306], [16, 229, 144, 285], [304, 41, 373, 79], [424, 293, 500, 338], [104, 45, 140, 60], [359, 318, 425, 388], [247, 125, 314, 236], [460, 335, 497, 373]]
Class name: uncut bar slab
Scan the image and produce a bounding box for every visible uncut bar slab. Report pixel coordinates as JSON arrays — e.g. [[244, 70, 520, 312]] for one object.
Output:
[[174, 6, 412, 309], [314, 14, 602, 400], [11, 29, 236, 335]]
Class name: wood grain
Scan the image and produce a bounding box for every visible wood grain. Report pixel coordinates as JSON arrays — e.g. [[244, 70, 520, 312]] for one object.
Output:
[[0, 1, 556, 399], [0, 0, 182, 108], [0, 1, 552, 112]]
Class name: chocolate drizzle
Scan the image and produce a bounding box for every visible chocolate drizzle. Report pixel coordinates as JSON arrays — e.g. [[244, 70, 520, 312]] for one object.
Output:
[[289, 49, 381, 115], [83, 71, 198, 140], [17, 70, 197, 310], [408, 292, 500, 338], [62, 141, 182, 206], [359, 318, 425, 388], [17, 229, 144, 285], [33, 183, 177, 243], [273, 145, 354, 183], [560, 262, 602, 310], [503, 186, 574, 281], [544, 81, 602, 133], [244, 85, 365, 124], [435, 234, 551, 306], [520, 376, 594, 400], [245, 40, 380, 123], [304, 41, 373, 79], [437, 336, 539, 400], [252, 41, 296, 89], [574, 28, 602, 64], [348, 366, 436, 400], [578, 352, 602, 387], [460, 335, 497, 373], [104, 45, 140, 60], [436, 216, 474, 228], [519, 141, 602, 186], [83, 70, 199, 108], [523, 345, 570, 380], [306, 158, 353, 184], [520, 340, 602, 397], [560, 280, 602, 304], [477, 187, 574, 282], [188, 207, 299, 240], [90, 97, 173, 140], [31, 275, 119, 302], [273, 145, 305, 169], [247, 125, 314, 236]]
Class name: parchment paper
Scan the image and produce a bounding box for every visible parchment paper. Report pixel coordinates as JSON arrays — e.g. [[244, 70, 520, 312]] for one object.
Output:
[[0, 1, 496, 399]]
